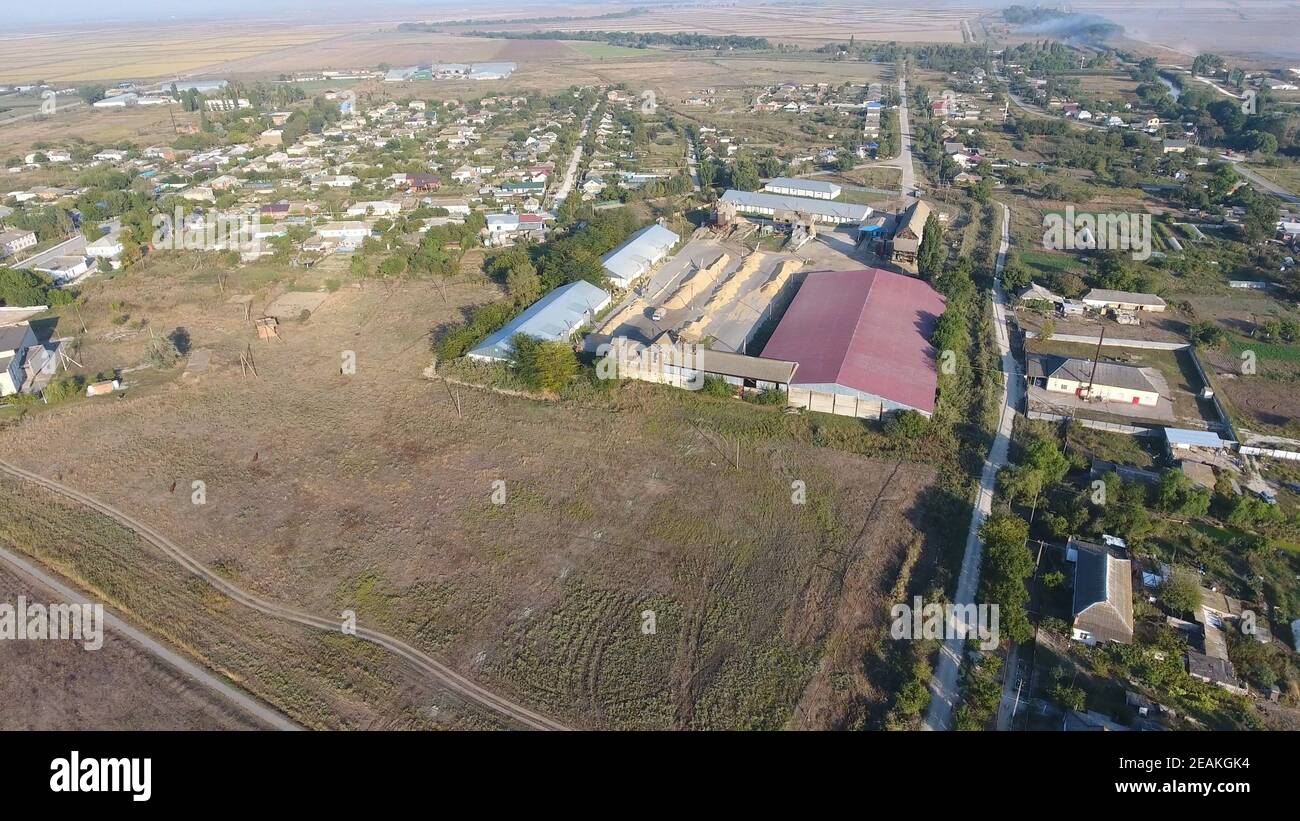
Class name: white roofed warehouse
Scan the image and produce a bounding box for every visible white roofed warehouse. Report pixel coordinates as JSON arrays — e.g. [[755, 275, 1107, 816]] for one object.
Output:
[[719, 189, 870, 225], [467, 280, 610, 362], [762, 177, 841, 200], [600, 223, 679, 288]]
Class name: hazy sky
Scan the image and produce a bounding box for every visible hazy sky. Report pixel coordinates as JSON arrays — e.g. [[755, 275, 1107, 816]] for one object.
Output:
[[6, 0, 556, 27]]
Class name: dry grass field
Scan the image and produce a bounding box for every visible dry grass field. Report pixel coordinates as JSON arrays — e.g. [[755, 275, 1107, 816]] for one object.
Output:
[[0, 564, 269, 730], [0, 24, 358, 83], [2, 3, 971, 86], [0, 254, 944, 729], [0, 104, 198, 162]]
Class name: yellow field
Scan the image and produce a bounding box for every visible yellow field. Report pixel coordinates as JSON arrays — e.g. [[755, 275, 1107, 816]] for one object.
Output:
[[1, 4, 972, 84], [0, 24, 355, 82]]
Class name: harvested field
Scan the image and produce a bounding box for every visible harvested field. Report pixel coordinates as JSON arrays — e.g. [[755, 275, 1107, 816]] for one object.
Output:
[[0, 24, 356, 82], [0, 252, 943, 729]]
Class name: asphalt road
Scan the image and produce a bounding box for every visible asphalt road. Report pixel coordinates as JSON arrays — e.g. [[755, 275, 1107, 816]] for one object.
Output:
[[14, 234, 87, 270], [923, 201, 1022, 731], [0, 457, 571, 731], [550, 100, 598, 205]]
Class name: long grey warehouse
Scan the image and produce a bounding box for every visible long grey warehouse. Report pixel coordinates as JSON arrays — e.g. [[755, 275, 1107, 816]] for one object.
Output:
[[720, 189, 871, 225]]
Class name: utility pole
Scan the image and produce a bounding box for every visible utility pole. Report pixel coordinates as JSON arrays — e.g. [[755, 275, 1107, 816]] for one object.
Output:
[[1084, 326, 1105, 401]]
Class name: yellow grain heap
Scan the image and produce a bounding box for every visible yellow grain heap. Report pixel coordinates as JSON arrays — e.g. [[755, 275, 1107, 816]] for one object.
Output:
[[663, 253, 730, 310], [759, 258, 803, 296]]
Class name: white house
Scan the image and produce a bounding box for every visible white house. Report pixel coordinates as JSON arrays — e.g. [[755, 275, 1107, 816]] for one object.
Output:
[[0, 322, 39, 397], [1031, 356, 1161, 406], [34, 255, 91, 284], [0, 228, 37, 258], [318, 221, 372, 240], [86, 234, 124, 261], [1082, 288, 1167, 312], [345, 201, 401, 218]]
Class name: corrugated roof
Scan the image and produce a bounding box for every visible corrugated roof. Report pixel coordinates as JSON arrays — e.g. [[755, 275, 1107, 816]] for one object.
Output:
[[1030, 355, 1159, 394], [1082, 288, 1166, 307], [601, 224, 679, 284], [1071, 539, 1134, 644], [763, 177, 839, 195], [1164, 428, 1225, 448], [720, 189, 871, 222], [467, 280, 610, 361], [759, 268, 945, 414]]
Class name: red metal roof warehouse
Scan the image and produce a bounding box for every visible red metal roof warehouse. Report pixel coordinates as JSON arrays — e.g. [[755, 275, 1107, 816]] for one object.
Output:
[[760, 268, 947, 415]]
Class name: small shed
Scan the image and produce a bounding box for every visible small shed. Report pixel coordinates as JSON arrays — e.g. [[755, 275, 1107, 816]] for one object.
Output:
[[1164, 428, 1226, 458]]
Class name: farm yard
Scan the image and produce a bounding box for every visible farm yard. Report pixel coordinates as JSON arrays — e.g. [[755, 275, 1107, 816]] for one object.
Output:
[[0, 255, 945, 730]]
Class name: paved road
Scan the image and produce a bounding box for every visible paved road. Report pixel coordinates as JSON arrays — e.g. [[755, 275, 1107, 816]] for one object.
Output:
[[0, 457, 571, 731], [896, 74, 917, 195], [923, 201, 1023, 731], [686, 137, 701, 193], [14, 234, 88, 270], [0, 541, 299, 730], [550, 100, 599, 205], [1231, 163, 1300, 204]]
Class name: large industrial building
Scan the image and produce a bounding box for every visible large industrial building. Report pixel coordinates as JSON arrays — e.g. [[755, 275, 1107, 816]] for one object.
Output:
[[761, 268, 946, 418], [719, 189, 871, 225], [601, 223, 680, 288], [467, 280, 610, 362], [761, 177, 841, 200]]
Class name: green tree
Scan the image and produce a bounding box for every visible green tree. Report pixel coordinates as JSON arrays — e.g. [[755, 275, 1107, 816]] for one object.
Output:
[[917, 212, 944, 279], [1160, 566, 1202, 615], [509, 333, 578, 392]]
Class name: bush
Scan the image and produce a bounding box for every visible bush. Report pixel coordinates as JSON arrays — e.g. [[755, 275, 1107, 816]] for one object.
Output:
[[509, 333, 577, 393], [145, 335, 180, 369], [744, 388, 787, 406], [435, 301, 517, 360], [700, 376, 736, 397], [41, 376, 84, 404], [884, 409, 929, 439]]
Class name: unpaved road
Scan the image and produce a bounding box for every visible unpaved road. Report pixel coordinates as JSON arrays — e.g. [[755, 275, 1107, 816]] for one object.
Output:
[[923, 201, 1020, 731]]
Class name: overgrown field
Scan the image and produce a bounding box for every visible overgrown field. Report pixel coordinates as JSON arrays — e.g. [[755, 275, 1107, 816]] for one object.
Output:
[[0, 253, 943, 729]]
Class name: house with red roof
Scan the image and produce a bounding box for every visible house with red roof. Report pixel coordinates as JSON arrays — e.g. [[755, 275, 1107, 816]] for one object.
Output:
[[760, 268, 946, 418]]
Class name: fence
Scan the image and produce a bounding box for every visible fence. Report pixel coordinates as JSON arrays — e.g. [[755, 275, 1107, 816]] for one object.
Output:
[[1027, 410, 1157, 436], [1240, 446, 1300, 462]]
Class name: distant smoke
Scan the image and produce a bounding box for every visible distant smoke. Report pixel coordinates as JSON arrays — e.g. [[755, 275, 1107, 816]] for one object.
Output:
[[1013, 12, 1123, 45]]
